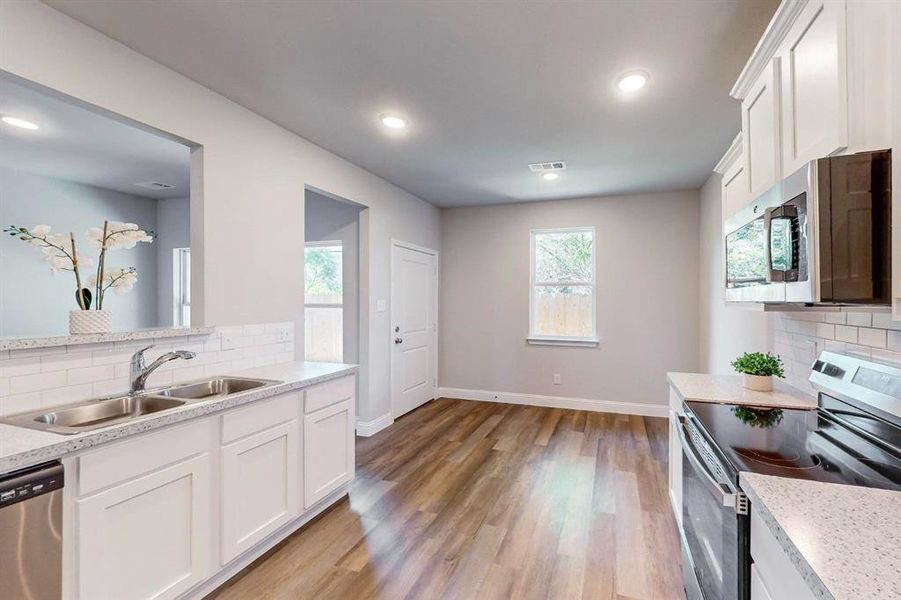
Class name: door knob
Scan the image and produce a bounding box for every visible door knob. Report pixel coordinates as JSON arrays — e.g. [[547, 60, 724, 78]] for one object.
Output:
[[394, 337, 404, 344]]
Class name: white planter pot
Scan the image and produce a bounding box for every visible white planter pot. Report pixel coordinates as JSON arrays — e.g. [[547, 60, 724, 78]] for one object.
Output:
[[69, 310, 112, 335], [743, 374, 773, 392]]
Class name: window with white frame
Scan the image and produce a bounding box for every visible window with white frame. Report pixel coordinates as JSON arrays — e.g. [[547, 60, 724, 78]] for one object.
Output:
[[529, 227, 597, 345], [304, 241, 343, 362], [173, 247, 191, 327]]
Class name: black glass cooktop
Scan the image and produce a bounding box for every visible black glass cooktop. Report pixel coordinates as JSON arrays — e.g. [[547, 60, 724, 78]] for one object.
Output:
[[686, 395, 901, 491]]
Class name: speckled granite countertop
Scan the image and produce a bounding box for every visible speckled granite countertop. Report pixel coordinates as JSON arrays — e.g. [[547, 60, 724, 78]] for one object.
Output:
[[741, 472, 901, 600], [0, 361, 356, 474], [667, 372, 817, 409]]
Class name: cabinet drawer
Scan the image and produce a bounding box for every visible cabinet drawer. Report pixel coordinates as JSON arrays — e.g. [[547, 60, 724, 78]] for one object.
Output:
[[77, 419, 213, 496], [750, 506, 817, 600], [304, 376, 354, 414], [221, 392, 300, 443]]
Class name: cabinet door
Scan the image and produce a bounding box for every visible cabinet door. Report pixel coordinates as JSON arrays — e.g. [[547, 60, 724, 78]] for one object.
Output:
[[750, 564, 775, 600], [779, 0, 848, 173], [76, 454, 212, 600], [722, 157, 748, 220], [742, 59, 782, 199], [667, 389, 682, 526], [304, 398, 354, 508], [221, 420, 300, 563]]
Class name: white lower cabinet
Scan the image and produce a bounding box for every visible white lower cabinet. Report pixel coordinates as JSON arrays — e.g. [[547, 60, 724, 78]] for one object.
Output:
[[75, 453, 213, 600], [304, 397, 354, 509], [750, 505, 816, 600], [220, 419, 300, 563], [667, 387, 683, 526], [750, 564, 775, 600], [67, 373, 357, 600]]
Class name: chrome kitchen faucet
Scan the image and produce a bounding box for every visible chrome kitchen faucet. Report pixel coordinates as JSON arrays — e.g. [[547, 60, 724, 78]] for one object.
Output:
[[129, 345, 196, 395]]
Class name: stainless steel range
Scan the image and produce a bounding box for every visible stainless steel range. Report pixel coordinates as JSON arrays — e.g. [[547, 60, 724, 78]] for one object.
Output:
[[679, 351, 901, 600]]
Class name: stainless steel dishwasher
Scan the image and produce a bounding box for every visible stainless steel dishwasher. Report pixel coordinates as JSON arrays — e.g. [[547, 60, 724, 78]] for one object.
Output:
[[0, 461, 64, 600]]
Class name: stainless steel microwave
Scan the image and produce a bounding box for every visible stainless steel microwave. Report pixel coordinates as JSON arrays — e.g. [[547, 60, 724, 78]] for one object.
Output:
[[724, 150, 891, 305]]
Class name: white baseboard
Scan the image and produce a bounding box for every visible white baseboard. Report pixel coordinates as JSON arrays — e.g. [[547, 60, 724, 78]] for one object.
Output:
[[437, 387, 668, 418], [355, 412, 394, 437]]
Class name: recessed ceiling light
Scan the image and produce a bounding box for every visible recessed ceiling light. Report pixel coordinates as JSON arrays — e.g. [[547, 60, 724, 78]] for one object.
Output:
[[616, 70, 649, 93], [2, 116, 39, 130], [542, 172, 560, 181], [379, 114, 407, 129]]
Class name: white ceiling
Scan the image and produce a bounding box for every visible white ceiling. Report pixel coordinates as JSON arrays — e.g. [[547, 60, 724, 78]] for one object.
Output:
[[46, 0, 778, 207], [0, 76, 190, 200]]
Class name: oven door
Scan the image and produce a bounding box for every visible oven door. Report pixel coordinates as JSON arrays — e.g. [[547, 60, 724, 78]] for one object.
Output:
[[678, 417, 748, 600]]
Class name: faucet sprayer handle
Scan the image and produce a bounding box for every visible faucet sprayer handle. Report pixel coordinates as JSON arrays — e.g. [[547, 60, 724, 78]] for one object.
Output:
[[131, 344, 155, 366]]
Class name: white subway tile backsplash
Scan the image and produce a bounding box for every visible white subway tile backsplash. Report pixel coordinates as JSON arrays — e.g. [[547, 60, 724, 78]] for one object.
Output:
[[775, 310, 901, 393], [10, 371, 67, 394], [835, 325, 858, 344], [825, 312, 847, 325], [242, 324, 265, 336], [1, 392, 42, 416], [68, 365, 116, 385], [0, 322, 295, 415], [42, 351, 93, 372], [846, 312, 872, 327], [858, 327, 887, 348], [815, 323, 835, 339], [92, 378, 129, 397], [888, 331, 901, 352], [871, 312, 901, 331], [871, 348, 901, 366], [42, 384, 94, 406], [0, 356, 42, 378]]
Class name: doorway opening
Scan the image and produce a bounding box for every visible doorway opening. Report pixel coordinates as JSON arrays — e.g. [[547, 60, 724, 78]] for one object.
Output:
[[304, 188, 363, 367]]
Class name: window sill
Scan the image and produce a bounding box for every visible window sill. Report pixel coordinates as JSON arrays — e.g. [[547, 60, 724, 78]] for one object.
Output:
[[526, 337, 600, 348]]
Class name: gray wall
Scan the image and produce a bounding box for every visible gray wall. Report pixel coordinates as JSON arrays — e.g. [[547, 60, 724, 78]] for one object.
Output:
[[304, 190, 360, 363], [0, 166, 159, 336], [697, 173, 771, 372], [2, 1, 441, 422], [440, 190, 701, 407], [155, 196, 191, 326]]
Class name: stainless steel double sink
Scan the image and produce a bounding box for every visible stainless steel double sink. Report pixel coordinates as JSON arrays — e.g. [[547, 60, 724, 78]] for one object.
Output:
[[0, 377, 281, 435]]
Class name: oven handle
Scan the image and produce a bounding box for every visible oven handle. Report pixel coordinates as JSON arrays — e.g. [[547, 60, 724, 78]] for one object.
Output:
[[677, 417, 743, 513]]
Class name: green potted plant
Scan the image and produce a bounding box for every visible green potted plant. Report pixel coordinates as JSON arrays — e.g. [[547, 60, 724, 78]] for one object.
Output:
[[731, 352, 784, 392]]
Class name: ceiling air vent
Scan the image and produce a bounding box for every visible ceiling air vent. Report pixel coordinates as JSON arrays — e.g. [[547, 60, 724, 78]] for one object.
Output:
[[528, 161, 566, 172], [135, 181, 175, 190]]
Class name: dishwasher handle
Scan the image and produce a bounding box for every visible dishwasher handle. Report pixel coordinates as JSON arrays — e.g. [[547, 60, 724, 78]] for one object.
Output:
[[0, 461, 64, 508]]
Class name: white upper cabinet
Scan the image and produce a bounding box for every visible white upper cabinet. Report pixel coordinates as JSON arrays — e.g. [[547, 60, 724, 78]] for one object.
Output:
[[742, 58, 782, 198], [717, 134, 748, 220], [720, 0, 898, 313], [778, 0, 848, 173]]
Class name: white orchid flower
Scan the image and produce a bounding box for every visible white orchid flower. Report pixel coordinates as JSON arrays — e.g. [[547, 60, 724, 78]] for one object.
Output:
[[27, 224, 54, 245], [90, 267, 138, 294], [87, 221, 154, 250]]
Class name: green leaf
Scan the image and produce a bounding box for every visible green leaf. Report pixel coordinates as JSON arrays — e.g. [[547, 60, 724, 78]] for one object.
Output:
[[730, 352, 785, 377], [75, 288, 93, 310]]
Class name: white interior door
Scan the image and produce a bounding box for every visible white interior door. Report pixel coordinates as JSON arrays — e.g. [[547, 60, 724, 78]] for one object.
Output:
[[391, 242, 437, 419]]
